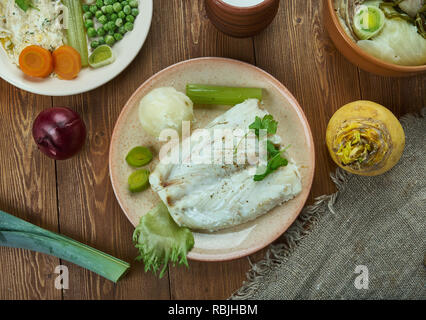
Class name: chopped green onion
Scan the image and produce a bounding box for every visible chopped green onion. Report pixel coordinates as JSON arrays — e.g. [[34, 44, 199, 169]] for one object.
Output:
[[186, 84, 263, 106], [0, 209, 130, 283]]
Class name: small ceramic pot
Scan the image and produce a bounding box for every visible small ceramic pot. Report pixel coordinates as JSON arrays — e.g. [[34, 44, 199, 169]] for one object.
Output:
[[324, 0, 426, 77], [205, 0, 280, 38]]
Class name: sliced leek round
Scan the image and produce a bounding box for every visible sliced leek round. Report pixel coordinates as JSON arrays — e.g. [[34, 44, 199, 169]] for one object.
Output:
[[353, 5, 386, 40], [88, 45, 115, 69]]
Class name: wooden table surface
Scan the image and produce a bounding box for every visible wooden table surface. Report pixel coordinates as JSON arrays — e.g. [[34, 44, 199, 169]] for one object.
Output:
[[0, 0, 424, 300]]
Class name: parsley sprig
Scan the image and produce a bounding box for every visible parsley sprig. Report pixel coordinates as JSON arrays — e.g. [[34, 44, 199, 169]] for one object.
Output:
[[248, 115, 289, 181]]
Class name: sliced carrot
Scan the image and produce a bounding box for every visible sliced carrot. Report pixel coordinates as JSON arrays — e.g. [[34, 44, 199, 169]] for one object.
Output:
[[52, 45, 82, 80], [19, 45, 53, 78]]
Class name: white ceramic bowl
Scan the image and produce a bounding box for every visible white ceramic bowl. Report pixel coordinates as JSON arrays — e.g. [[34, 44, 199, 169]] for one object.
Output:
[[0, 0, 152, 96]]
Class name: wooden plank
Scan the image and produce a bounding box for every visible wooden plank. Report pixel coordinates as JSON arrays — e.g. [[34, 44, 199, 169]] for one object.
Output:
[[358, 71, 426, 118], [0, 84, 61, 300]]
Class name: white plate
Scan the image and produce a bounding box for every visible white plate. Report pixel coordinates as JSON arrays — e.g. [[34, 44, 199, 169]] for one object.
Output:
[[0, 0, 152, 96]]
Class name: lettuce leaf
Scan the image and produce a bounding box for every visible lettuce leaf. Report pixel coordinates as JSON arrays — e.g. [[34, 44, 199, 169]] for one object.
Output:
[[132, 202, 194, 278]]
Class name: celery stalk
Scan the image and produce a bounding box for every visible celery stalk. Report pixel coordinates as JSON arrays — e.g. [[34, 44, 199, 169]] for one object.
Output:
[[0, 210, 129, 283], [186, 84, 263, 106], [63, 0, 89, 67]]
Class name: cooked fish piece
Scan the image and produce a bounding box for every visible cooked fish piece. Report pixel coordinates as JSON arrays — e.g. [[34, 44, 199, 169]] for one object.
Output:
[[149, 99, 302, 232]]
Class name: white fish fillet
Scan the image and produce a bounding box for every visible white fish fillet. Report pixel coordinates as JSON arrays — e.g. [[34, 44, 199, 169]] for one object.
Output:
[[149, 99, 302, 232]]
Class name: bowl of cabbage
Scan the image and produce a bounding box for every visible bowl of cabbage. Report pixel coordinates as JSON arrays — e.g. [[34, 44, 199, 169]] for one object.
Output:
[[325, 0, 426, 77]]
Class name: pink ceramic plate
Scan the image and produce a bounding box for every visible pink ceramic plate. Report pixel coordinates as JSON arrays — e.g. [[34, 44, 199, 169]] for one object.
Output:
[[109, 57, 315, 261]]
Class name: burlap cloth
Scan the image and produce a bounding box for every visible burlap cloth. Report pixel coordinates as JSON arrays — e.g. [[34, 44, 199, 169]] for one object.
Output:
[[231, 109, 425, 300]]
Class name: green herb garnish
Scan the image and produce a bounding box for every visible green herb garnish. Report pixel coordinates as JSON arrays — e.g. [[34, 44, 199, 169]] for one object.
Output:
[[248, 115, 289, 181], [254, 145, 290, 181], [15, 0, 37, 12], [249, 115, 278, 136]]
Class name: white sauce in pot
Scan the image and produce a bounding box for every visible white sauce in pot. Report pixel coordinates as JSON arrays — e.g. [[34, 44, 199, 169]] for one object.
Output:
[[221, 0, 265, 8]]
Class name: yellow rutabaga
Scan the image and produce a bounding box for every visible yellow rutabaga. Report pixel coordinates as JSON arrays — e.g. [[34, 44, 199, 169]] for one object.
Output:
[[326, 101, 405, 176]]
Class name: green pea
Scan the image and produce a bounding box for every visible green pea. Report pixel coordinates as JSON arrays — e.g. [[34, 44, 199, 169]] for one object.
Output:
[[89, 5, 98, 14], [115, 18, 123, 27], [114, 33, 123, 41], [85, 19, 94, 29], [118, 26, 127, 34], [98, 37, 106, 45], [87, 27, 97, 38], [110, 13, 118, 21], [105, 4, 114, 14], [105, 34, 115, 45], [95, 10, 102, 19], [124, 21, 134, 31], [82, 4, 90, 12], [98, 14, 108, 24], [103, 21, 110, 30], [113, 2, 122, 12], [131, 8, 139, 16], [96, 0, 103, 7], [126, 14, 134, 23], [128, 169, 150, 193], [129, 0, 138, 8], [108, 29, 116, 35], [91, 41, 99, 49], [118, 11, 125, 19], [97, 27, 106, 36], [101, 5, 107, 13], [104, 0, 113, 5], [123, 5, 131, 15], [107, 21, 116, 30], [121, 1, 129, 6], [83, 11, 93, 19]]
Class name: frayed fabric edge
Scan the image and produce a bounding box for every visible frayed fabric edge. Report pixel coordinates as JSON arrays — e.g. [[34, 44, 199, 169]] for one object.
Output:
[[229, 108, 425, 300]]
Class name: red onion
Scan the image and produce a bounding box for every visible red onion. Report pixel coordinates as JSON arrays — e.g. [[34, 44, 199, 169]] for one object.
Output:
[[32, 107, 86, 160]]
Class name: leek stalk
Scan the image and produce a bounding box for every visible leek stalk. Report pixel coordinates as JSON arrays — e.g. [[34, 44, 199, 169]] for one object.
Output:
[[0, 210, 129, 283]]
